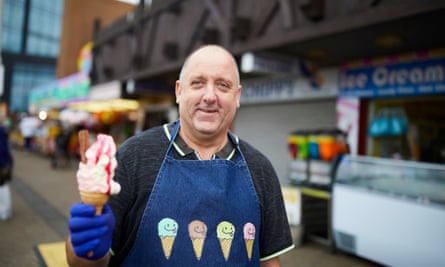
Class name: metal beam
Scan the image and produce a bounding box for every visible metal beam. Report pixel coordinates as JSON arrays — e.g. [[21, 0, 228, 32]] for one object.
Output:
[[186, 9, 211, 54], [279, 0, 296, 29], [204, 0, 230, 46]]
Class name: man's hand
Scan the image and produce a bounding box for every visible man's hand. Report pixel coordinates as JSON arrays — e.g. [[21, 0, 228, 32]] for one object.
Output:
[[68, 203, 115, 260]]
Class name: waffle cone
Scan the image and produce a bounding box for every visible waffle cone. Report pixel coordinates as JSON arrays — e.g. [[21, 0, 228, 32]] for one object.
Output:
[[219, 238, 233, 261], [191, 238, 205, 260], [160, 236, 176, 259], [80, 191, 109, 215], [245, 239, 254, 260]]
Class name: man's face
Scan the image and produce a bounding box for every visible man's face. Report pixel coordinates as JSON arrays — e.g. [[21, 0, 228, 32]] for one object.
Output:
[[175, 47, 241, 141]]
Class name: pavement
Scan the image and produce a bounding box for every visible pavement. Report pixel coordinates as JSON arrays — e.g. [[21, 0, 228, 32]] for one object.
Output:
[[0, 148, 380, 267]]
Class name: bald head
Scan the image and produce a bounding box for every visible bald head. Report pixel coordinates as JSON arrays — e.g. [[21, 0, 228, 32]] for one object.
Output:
[[179, 45, 240, 86]]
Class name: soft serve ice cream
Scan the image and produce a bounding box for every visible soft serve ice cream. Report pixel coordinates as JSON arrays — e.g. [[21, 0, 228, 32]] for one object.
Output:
[[76, 133, 121, 214]]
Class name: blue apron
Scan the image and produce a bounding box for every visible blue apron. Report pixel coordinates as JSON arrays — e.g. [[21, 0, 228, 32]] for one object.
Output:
[[122, 122, 261, 266]]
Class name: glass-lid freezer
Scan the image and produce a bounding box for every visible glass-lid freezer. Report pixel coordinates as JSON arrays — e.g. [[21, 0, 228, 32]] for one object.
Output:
[[332, 155, 445, 267], [335, 155, 445, 204]]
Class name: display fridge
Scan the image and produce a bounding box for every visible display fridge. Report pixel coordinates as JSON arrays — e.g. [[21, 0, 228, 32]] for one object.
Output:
[[332, 155, 445, 267]]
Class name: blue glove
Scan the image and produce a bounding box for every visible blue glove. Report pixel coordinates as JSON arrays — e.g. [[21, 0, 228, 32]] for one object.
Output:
[[68, 203, 115, 260]]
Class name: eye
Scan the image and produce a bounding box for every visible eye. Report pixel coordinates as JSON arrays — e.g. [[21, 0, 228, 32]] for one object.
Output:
[[191, 80, 204, 88], [216, 81, 230, 91]]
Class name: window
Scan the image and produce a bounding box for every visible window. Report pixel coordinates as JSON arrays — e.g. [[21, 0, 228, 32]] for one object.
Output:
[[10, 63, 56, 112], [26, 0, 64, 57], [1, 0, 26, 53]]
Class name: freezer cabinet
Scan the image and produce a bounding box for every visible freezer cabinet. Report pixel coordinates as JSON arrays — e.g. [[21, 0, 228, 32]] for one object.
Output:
[[331, 155, 445, 267]]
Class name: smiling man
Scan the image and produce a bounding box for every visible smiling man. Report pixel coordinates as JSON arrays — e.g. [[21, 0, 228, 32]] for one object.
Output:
[[66, 45, 294, 267], [175, 45, 242, 159]]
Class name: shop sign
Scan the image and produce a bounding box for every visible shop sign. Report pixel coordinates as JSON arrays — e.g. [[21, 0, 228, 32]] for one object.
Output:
[[131, 80, 174, 95], [339, 57, 445, 98], [241, 52, 308, 75], [90, 80, 121, 100], [240, 68, 338, 104], [28, 72, 90, 112]]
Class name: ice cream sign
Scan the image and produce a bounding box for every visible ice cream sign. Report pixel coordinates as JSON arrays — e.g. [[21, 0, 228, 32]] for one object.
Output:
[[339, 57, 445, 98]]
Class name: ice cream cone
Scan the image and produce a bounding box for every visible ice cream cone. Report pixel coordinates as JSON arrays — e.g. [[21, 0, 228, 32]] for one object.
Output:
[[219, 238, 233, 261], [245, 239, 254, 260], [191, 238, 205, 260], [160, 236, 176, 259], [80, 191, 109, 215], [188, 220, 207, 260]]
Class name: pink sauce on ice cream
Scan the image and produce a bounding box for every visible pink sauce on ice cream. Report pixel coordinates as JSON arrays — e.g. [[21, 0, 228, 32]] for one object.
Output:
[[77, 134, 121, 195]]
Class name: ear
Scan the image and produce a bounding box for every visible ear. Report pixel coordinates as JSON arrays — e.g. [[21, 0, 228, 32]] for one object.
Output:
[[236, 85, 242, 108], [175, 80, 181, 104]]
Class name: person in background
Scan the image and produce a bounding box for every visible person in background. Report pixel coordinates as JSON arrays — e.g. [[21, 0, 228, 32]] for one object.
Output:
[[47, 119, 61, 157], [0, 116, 13, 175], [0, 116, 14, 220], [52, 123, 71, 169], [66, 45, 294, 266], [19, 114, 40, 151]]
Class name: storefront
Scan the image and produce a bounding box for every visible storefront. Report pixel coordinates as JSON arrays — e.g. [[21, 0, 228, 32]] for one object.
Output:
[[241, 49, 445, 251], [331, 48, 445, 266], [339, 48, 445, 164]]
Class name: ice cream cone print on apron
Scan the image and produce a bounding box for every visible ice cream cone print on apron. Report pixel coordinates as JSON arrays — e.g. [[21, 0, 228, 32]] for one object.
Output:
[[122, 122, 261, 266]]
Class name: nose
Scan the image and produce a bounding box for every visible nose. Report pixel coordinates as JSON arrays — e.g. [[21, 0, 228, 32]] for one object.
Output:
[[202, 84, 217, 103]]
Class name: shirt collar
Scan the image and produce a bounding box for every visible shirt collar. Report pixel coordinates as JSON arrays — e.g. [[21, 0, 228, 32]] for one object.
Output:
[[164, 122, 236, 160]]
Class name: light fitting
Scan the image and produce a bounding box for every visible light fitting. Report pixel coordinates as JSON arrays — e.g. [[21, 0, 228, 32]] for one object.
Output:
[[374, 34, 403, 49]]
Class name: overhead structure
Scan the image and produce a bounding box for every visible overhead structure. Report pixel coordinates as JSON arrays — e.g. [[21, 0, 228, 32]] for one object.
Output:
[[90, 0, 445, 87]]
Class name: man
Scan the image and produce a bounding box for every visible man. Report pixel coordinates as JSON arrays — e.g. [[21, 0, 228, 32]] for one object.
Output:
[[66, 45, 294, 266]]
